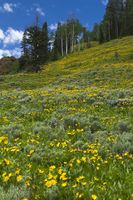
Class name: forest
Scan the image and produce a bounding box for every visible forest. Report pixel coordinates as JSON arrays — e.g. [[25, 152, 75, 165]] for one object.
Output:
[[19, 0, 133, 72]]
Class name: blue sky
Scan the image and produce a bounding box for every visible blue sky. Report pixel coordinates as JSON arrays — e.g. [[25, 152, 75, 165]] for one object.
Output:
[[0, 0, 107, 58]]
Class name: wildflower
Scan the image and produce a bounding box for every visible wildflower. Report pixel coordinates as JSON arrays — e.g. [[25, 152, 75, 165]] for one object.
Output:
[[77, 159, 81, 164], [76, 176, 85, 183], [27, 163, 32, 169], [38, 169, 44, 175], [0, 136, 8, 144], [28, 150, 34, 156], [48, 173, 57, 180], [15, 168, 21, 175], [76, 192, 83, 199], [45, 179, 57, 187], [3, 158, 12, 166], [72, 183, 78, 188], [61, 182, 67, 187], [81, 157, 86, 162], [91, 194, 97, 200], [17, 175, 23, 182], [2, 172, 12, 182], [81, 182, 87, 186], [25, 180, 30, 187], [60, 172, 68, 181], [49, 165, 56, 171], [58, 168, 63, 175], [94, 177, 99, 181]]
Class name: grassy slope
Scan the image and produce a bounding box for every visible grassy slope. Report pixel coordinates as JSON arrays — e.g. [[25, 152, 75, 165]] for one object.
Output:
[[0, 36, 133, 200], [1, 36, 133, 90]]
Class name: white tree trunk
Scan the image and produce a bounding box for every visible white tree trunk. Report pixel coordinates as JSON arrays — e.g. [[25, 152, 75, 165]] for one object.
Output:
[[71, 24, 75, 52], [66, 35, 68, 55]]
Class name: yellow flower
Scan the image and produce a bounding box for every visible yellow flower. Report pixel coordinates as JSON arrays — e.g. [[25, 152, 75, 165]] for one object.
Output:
[[76, 192, 83, 199], [38, 169, 44, 175], [0, 136, 8, 144], [48, 173, 57, 180], [81, 157, 86, 162], [49, 165, 56, 171], [61, 182, 67, 187], [45, 179, 57, 187], [69, 163, 73, 167], [27, 163, 32, 169], [4, 158, 12, 166], [96, 166, 99, 170], [81, 182, 87, 186], [60, 172, 68, 181], [35, 195, 40, 200], [28, 150, 34, 156], [91, 194, 97, 200], [76, 176, 85, 183], [16, 175, 23, 182], [77, 159, 81, 164], [15, 168, 21, 175], [72, 184, 77, 188], [2, 172, 12, 182], [58, 168, 63, 175], [25, 180, 30, 187]]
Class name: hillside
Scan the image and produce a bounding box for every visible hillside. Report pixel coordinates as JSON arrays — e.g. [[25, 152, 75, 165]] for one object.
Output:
[[0, 36, 133, 200], [0, 56, 19, 75]]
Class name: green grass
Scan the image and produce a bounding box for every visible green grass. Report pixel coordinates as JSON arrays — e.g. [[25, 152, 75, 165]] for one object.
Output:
[[0, 36, 133, 200]]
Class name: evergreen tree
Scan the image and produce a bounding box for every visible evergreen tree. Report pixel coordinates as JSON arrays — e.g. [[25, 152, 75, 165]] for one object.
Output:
[[99, 25, 105, 44], [52, 23, 62, 59], [20, 19, 49, 71], [101, 0, 124, 41], [92, 24, 100, 41], [82, 27, 91, 48], [124, 0, 133, 35], [40, 22, 49, 64]]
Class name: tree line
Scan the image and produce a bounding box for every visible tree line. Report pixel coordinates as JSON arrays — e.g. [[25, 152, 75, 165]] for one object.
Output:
[[20, 17, 91, 72], [97, 0, 133, 43], [20, 0, 133, 72]]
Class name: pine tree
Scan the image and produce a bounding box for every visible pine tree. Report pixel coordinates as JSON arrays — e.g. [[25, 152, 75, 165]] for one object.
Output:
[[20, 18, 49, 71], [92, 24, 100, 41], [52, 23, 62, 59], [101, 0, 124, 41], [40, 22, 49, 64], [99, 25, 105, 44], [124, 0, 133, 35]]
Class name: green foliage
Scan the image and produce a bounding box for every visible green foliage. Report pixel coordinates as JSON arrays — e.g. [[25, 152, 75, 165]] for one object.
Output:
[[0, 185, 29, 200], [20, 21, 49, 72], [98, 0, 133, 43]]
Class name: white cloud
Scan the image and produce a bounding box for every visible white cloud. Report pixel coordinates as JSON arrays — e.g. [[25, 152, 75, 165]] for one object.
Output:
[[3, 28, 23, 47], [101, 0, 108, 6], [0, 48, 21, 58], [3, 3, 13, 12], [0, 28, 23, 47], [49, 23, 58, 31], [0, 29, 5, 40], [0, 28, 23, 58], [36, 7, 45, 16], [0, 3, 16, 13]]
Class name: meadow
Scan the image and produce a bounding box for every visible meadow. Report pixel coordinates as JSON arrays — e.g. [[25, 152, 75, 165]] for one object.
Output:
[[0, 36, 133, 200]]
